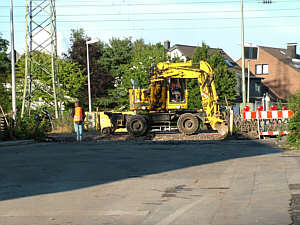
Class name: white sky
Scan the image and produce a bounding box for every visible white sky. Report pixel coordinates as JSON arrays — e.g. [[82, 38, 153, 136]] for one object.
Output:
[[0, 0, 300, 60]]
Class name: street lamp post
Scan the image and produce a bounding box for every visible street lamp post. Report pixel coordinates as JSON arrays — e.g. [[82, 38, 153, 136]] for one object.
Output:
[[10, 0, 16, 120], [240, 0, 246, 105], [86, 39, 98, 113]]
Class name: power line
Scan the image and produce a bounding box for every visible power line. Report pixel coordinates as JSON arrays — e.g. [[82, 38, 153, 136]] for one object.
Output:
[[0, 0, 299, 8], [1, 15, 300, 24], [1, 23, 299, 33], [0, 2, 238, 8], [0, 8, 300, 18], [58, 15, 300, 22]]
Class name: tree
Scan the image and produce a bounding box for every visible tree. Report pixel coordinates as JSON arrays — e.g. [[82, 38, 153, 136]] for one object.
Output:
[[191, 42, 237, 109], [98, 37, 133, 75], [67, 29, 89, 70], [0, 33, 11, 112], [99, 39, 167, 109], [16, 51, 86, 110], [66, 29, 113, 106], [287, 90, 300, 148], [125, 40, 167, 88], [95, 37, 135, 109]]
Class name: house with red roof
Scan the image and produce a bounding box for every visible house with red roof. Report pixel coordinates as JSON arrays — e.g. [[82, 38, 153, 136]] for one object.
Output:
[[237, 43, 300, 101]]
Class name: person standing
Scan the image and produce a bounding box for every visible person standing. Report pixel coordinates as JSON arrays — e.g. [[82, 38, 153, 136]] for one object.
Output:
[[72, 101, 85, 141]]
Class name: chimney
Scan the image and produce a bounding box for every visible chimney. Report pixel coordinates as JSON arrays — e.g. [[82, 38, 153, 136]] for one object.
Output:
[[287, 43, 297, 58], [164, 40, 170, 51]]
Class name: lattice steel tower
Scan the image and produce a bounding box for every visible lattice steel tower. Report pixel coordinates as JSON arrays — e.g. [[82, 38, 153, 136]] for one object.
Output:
[[21, 0, 59, 118]]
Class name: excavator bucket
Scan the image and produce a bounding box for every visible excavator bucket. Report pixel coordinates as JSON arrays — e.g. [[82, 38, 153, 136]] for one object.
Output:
[[215, 122, 228, 138]]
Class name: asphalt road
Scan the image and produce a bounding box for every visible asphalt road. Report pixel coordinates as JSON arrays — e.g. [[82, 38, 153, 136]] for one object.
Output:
[[0, 140, 299, 225]]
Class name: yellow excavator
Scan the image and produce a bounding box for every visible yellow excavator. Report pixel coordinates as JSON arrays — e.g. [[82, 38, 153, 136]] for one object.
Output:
[[101, 60, 228, 137]]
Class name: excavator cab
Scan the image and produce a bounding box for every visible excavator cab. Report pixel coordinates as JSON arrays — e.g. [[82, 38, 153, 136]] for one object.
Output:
[[167, 78, 188, 110]]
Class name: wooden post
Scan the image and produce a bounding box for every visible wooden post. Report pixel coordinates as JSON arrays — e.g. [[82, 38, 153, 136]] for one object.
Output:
[[0, 105, 9, 128], [257, 118, 261, 140], [96, 107, 99, 131], [229, 109, 234, 135]]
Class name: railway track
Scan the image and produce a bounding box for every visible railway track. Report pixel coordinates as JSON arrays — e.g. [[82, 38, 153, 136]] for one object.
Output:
[[48, 130, 226, 142]]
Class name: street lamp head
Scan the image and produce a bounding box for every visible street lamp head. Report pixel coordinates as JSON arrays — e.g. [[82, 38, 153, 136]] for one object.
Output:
[[237, 42, 253, 47], [86, 39, 99, 45]]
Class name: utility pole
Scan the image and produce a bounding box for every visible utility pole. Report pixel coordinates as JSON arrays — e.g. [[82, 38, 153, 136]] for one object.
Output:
[[240, 0, 272, 106], [247, 60, 250, 103], [240, 0, 246, 105], [10, 0, 16, 121]]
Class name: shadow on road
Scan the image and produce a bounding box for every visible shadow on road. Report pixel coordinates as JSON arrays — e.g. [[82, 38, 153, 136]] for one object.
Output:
[[0, 139, 282, 201]]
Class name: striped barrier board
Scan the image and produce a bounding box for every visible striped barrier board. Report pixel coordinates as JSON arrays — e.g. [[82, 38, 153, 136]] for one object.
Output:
[[201, 91, 209, 99], [241, 110, 294, 138], [259, 131, 288, 136], [242, 110, 294, 120]]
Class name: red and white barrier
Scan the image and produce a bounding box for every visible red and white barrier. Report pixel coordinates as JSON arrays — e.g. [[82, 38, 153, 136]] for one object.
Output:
[[241, 109, 294, 138], [242, 110, 294, 120], [259, 131, 288, 136], [201, 91, 209, 99]]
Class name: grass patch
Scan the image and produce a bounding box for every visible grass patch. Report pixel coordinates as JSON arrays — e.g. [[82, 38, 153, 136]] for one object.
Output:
[[52, 112, 74, 134]]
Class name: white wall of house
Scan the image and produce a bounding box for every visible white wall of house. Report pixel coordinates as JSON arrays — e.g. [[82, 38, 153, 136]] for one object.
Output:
[[168, 49, 187, 62]]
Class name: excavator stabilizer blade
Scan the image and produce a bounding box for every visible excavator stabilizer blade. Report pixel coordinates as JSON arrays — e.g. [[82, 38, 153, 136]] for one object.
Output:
[[215, 123, 228, 139]]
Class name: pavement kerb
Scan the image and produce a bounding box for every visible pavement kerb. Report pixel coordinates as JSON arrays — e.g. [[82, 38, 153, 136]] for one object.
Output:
[[0, 139, 35, 147]]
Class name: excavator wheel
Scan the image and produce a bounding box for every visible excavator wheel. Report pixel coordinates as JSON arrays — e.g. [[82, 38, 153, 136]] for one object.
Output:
[[126, 115, 148, 137], [196, 117, 204, 131], [215, 122, 228, 138], [101, 127, 112, 136], [177, 113, 199, 135]]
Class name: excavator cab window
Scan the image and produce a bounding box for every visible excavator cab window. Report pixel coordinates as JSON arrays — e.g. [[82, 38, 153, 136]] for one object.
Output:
[[169, 78, 185, 103]]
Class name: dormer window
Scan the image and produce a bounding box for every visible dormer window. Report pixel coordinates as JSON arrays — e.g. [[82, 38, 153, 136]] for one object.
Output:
[[292, 58, 300, 69], [256, 64, 269, 75], [224, 59, 233, 67]]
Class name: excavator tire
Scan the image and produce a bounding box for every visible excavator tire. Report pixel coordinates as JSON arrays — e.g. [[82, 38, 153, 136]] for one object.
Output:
[[177, 113, 199, 135], [126, 115, 148, 137], [101, 127, 112, 136], [215, 122, 228, 138]]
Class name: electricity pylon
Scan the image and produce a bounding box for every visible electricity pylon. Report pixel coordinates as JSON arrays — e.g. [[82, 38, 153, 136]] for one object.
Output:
[[21, 0, 59, 119]]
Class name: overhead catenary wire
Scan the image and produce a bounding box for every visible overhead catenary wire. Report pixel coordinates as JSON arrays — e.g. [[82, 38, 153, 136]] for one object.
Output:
[[1, 15, 300, 24], [0, 7, 300, 18], [1, 0, 299, 42], [1, 23, 299, 33], [1, 0, 298, 63], [0, 0, 299, 8], [56, 0, 296, 2]]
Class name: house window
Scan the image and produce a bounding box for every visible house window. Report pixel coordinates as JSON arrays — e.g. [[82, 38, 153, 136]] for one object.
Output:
[[244, 47, 258, 59], [263, 64, 269, 74], [255, 64, 269, 75]]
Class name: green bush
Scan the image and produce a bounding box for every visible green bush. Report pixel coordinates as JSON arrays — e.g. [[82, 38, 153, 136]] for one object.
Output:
[[287, 90, 300, 148], [10, 114, 47, 140]]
